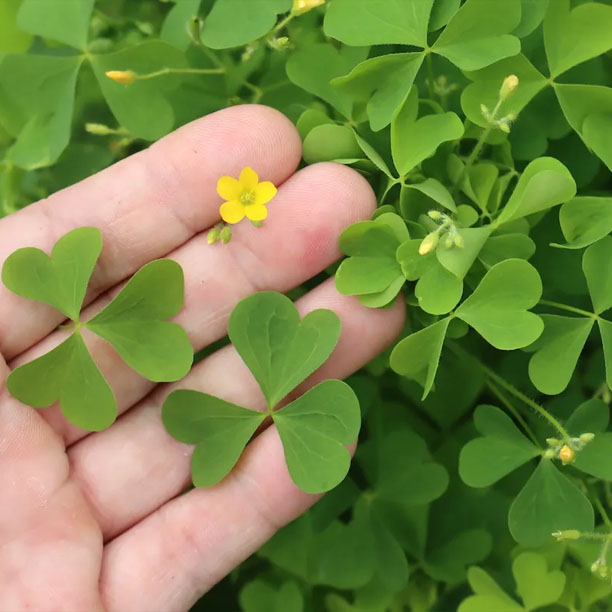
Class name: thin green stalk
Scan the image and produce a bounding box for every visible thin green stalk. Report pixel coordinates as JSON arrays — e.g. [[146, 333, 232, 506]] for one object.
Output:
[[451, 344, 572, 442], [593, 492, 612, 529], [539, 299, 597, 319], [426, 52, 435, 100], [487, 380, 541, 448], [135, 66, 225, 80], [271, 13, 294, 34]]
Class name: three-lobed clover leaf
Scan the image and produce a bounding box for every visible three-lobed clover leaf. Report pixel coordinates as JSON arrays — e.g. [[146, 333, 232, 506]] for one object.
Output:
[[2, 227, 193, 431], [459, 553, 566, 612], [391, 259, 544, 398], [335, 212, 408, 308], [529, 236, 612, 394], [162, 292, 361, 494]]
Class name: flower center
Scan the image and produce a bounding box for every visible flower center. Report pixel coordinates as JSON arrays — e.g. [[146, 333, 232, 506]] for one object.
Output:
[[240, 190, 256, 205]]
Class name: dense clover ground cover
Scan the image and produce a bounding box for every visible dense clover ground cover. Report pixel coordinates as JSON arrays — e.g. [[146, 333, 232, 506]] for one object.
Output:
[[2, 0, 612, 610]]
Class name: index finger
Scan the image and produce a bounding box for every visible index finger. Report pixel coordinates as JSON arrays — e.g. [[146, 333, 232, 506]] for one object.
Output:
[[0, 105, 302, 359]]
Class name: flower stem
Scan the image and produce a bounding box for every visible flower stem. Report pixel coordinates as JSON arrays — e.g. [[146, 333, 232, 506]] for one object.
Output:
[[539, 299, 597, 319], [135, 66, 225, 80]]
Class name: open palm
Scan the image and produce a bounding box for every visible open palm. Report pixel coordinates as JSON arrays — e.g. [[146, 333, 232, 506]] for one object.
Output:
[[0, 105, 404, 611]]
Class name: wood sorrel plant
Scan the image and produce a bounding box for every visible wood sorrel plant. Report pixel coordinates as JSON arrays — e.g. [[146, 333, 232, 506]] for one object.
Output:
[[3, 0, 612, 609]]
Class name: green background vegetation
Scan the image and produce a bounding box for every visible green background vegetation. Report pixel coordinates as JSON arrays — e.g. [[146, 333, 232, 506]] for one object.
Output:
[[3, 0, 612, 610]]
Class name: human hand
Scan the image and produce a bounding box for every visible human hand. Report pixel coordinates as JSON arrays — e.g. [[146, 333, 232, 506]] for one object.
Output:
[[0, 105, 404, 611]]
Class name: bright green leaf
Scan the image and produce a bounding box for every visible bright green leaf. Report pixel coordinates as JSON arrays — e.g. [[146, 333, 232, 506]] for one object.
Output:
[[323, 0, 433, 47], [582, 113, 612, 176], [7, 332, 116, 431], [566, 399, 610, 435], [162, 389, 266, 487], [432, 0, 521, 70], [161, 0, 202, 50], [228, 292, 341, 408], [273, 380, 361, 494], [513, 552, 565, 611], [436, 226, 492, 279], [302, 124, 362, 164], [557, 196, 612, 249], [496, 157, 576, 225], [201, 0, 291, 49], [456, 259, 544, 350], [18, 0, 94, 49], [583, 237, 612, 315], [514, 0, 550, 37], [528, 315, 593, 395], [597, 318, 612, 391], [429, 0, 461, 31], [0, 0, 32, 52], [86, 259, 193, 382], [2, 227, 101, 321], [544, 0, 612, 78], [459, 405, 539, 487], [392, 111, 464, 176], [479, 233, 536, 268], [415, 261, 463, 315], [508, 459, 594, 547], [389, 318, 450, 398]]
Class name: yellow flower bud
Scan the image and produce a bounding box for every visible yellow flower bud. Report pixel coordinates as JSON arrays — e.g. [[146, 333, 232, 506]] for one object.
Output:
[[499, 74, 519, 101], [105, 70, 136, 85], [419, 232, 439, 255], [559, 444, 575, 464], [292, 0, 325, 15]]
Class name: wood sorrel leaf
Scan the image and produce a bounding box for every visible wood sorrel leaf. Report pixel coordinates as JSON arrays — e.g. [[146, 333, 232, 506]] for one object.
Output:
[[436, 225, 492, 280], [557, 196, 612, 249], [390, 318, 451, 399], [496, 157, 576, 226], [228, 292, 341, 409], [432, 0, 521, 71], [478, 234, 535, 269], [583, 236, 612, 315], [513, 552, 566, 611], [456, 259, 543, 350], [414, 262, 463, 315], [162, 390, 266, 487], [200, 0, 291, 49], [18, 0, 95, 50], [2, 226, 102, 321], [459, 405, 540, 488], [86, 259, 193, 382], [544, 0, 612, 78], [528, 315, 594, 395], [565, 399, 610, 435], [323, 0, 433, 47], [273, 379, 361, 494], [7, 333, 116, 431], [508, 459, 594, 547]]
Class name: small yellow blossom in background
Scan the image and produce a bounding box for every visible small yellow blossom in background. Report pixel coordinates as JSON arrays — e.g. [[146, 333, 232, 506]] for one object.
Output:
[[217, 167, 277, 225], [105, 70, 136, 85], [292, 0, 325, 16]]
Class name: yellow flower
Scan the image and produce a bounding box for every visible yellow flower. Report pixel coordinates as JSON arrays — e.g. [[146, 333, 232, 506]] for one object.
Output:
[[217, 167, 277, 225], [292, 0, 325, 16]]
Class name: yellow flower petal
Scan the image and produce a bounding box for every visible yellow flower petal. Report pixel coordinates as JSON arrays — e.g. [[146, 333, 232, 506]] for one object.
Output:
[[217, 176, 242, 201], [239, 166, 259, 189], [220, 200, 246, 224], [254, 181, 277, 205], [245, 204, 268, 221]]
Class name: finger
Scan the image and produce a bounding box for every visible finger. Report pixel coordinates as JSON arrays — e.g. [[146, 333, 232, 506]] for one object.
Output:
[[0, 105, 302, 358], [14, 163, 375, 445], [97, 287, 404, 612], [69, 280, 405, 541]]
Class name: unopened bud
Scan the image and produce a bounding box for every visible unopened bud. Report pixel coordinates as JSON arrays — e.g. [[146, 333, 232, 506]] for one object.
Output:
[[444, 234, 454, 248], [250, 220, 263, 227], [187, 16, 202, 44], [499, 74, 519, 101], [220, 226, 232, 244], [552, 529, 581, 541], [580, 433, 595, 444], [207, 227, 220, 244], [559, 444, 575, 464], [292, 0, 325, 15], [543, 448, 556, 459], [105, 70, 136, 85], [428, 210, 444, 221], [453, 233, 464, 248], [480, 103, 490, 119], [419, 232, 439, 255], [276, 36, 290, 48], [85, 123, 114, 136]]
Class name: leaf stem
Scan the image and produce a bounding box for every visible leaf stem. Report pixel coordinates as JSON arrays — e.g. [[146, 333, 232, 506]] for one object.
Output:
[[486, 380, 541, 448], [426, 52, 435, 101], [539, 299, 597, 319], [134, 66, 226, 80]]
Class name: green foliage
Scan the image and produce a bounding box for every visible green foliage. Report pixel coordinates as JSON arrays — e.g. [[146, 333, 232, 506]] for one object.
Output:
[[3, 228, 192, 430], [163, 292, 360, 494], [4, 0, 612, 609]]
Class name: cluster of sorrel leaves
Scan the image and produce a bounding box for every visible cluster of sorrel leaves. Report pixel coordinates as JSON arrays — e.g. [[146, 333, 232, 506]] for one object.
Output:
[[3, 227, 360, 494], [4, 0, 612, 609]]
